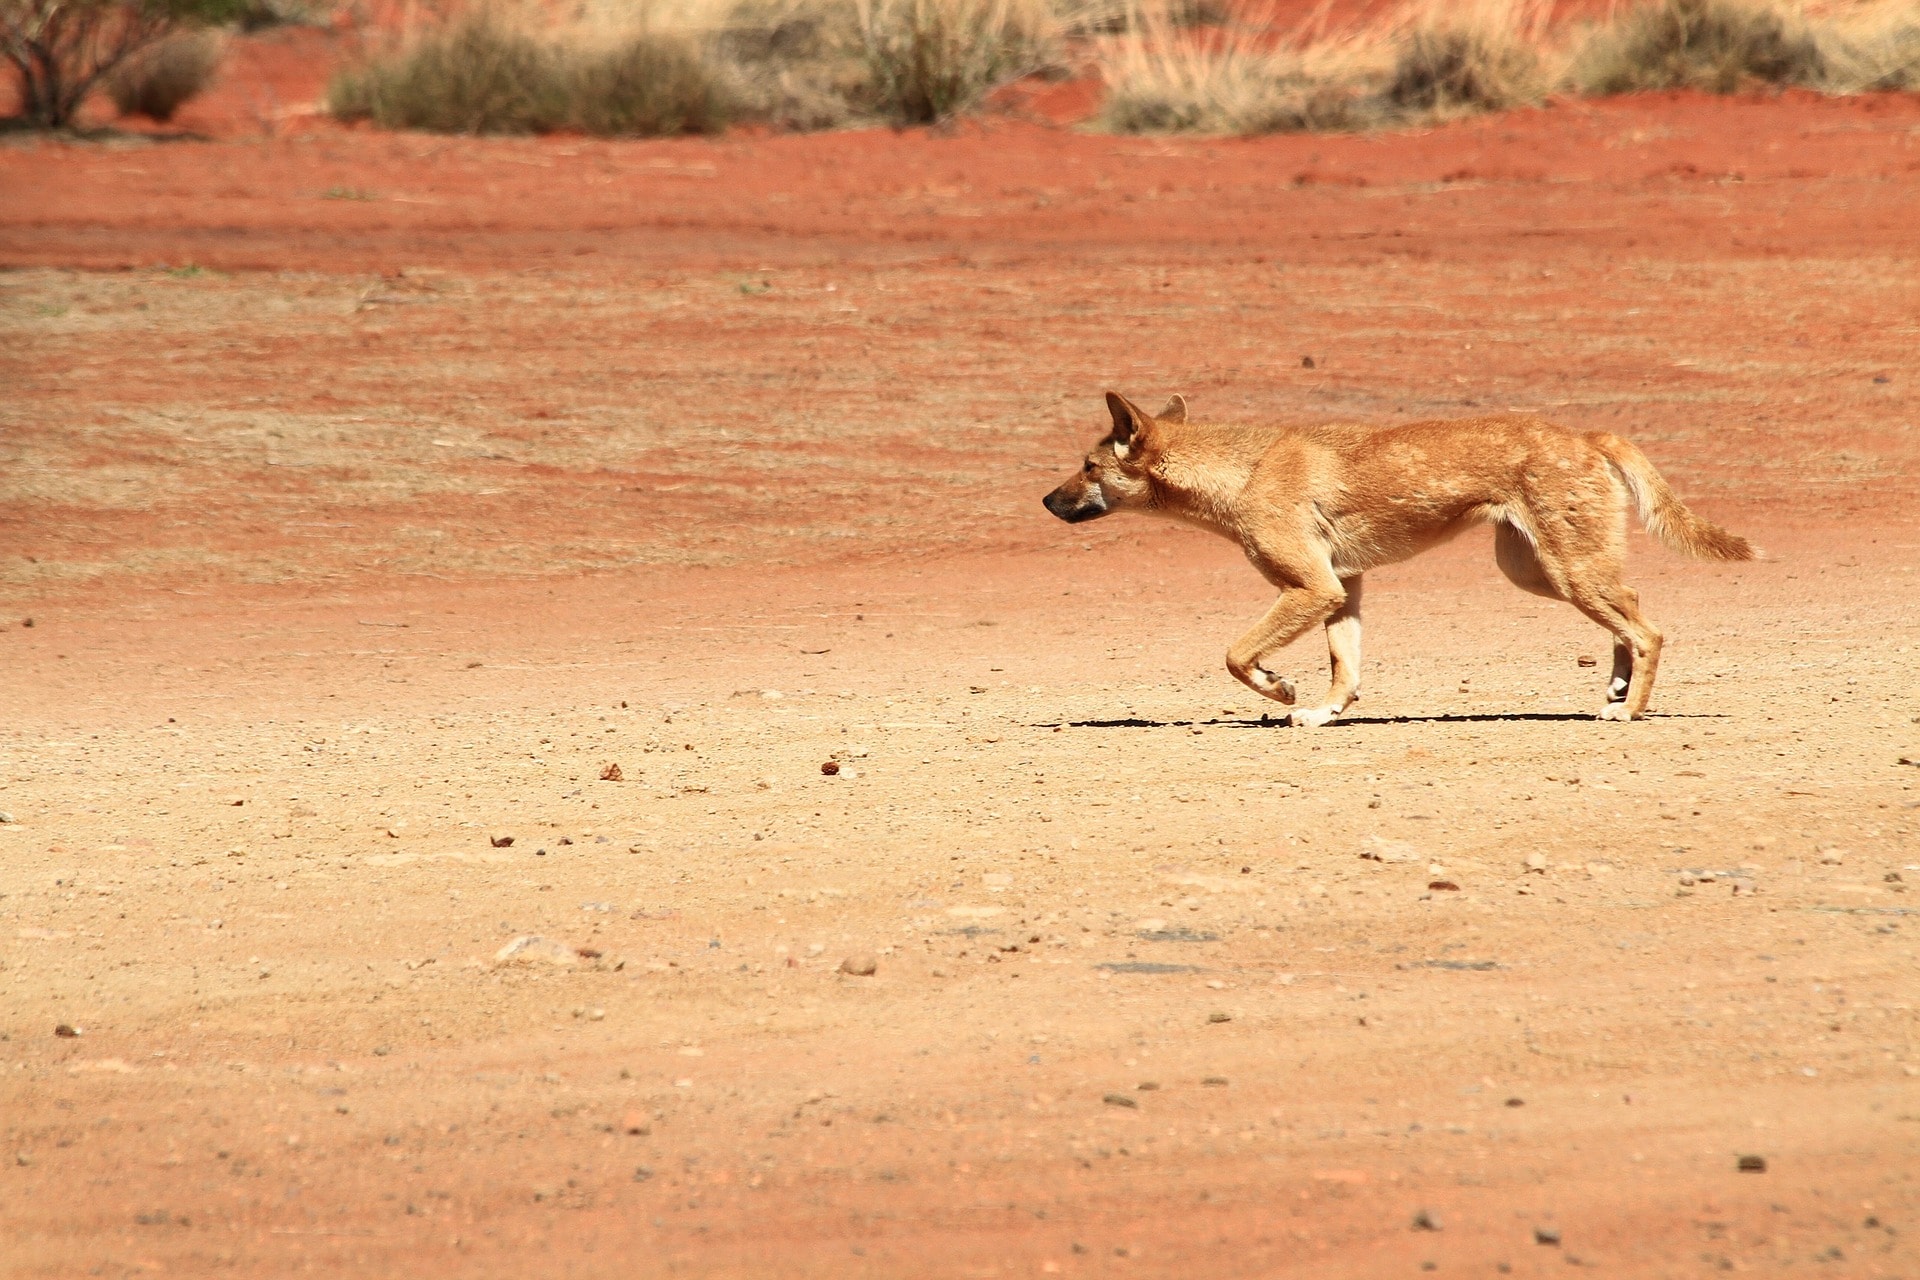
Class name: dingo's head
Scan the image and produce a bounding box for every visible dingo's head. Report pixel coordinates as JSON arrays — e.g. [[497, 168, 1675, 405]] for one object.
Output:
[[1042, 391, 1185, 524]]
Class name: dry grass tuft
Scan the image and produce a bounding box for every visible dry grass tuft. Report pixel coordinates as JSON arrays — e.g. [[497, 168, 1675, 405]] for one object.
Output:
[[1384, 1, 1551, 114], [851, 0, 1061, 122], [1814, 0, 1920, 90], [1099, 0, 1557, 135], [329, 9, 732, 136], [1567, 0, 1827, 94], [105, 29, 227, 122], [1097, 34, 1374, 133]]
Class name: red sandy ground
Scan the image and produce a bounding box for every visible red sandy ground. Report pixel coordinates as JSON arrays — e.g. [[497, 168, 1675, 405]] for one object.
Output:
[[3, 31, 1919, 1279]]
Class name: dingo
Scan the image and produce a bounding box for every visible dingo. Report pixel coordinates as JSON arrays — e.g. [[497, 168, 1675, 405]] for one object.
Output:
[[1043, 393, 1752, 724]]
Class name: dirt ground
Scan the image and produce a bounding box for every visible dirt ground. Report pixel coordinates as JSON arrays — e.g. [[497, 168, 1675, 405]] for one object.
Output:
[[4, 43, 1920, 1277]]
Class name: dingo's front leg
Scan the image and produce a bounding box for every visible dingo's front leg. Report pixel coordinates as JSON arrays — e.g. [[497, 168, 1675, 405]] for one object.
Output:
[[1290, 576, 1364, 727], [1226, 579, 1347, 723]]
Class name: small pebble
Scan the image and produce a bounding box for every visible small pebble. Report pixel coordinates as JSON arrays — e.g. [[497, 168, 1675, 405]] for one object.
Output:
[[490, 834, 515, 848], [1102, 1093, 1138, 1109], [600, 763, 623, 782], [1737, 1154, 1767, 1173], [1412, 1209, 1441, 1231], [1202, 1076, 1229, 1087], [1524, 852, 1547, 873], [839, 954, 877, 976], [1427, 880, 1460, 892], [53, 1024, 79, 1038], [1207, 1012, 1231, 1024], [1534, 1227, 1562, 1247], [821, 761, 840, 776], [1576, 654, 1597, 667]]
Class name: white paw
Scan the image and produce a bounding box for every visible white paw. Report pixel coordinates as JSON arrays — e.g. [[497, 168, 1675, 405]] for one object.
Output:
[[1288, 705, 1339, 728], [1598, 701, 1634, 722], [1250, 668, 1297, 705]]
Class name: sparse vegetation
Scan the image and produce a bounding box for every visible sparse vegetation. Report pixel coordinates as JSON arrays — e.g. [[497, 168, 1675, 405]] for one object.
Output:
[[2, 0, 243, 128], [322, 0, 1920, 140], [105, 27, 223, 120]]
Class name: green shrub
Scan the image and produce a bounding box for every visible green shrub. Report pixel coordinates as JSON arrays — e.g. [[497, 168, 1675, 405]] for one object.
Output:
[[1568, 0, 1826, 95]]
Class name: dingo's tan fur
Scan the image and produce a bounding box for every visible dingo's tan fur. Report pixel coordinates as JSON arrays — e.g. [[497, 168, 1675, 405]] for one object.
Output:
[[1043, 393, 1752, 724]]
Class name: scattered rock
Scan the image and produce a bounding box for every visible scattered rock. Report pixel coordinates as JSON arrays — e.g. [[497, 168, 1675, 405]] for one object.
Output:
[[1577, 654, 1598, 667], [839, 954, 877, 976], [1534, 1227, 1562, 1247], [1412, 1209, 1441, 1231], [620, 1110, 651, 1136], [600, 763, 624, 782], [1505, 1096, 1524, 1107], [1427, 880, 1461, 892], [633, 1166, 654, 1182], [1136, 1081, 1160, 1091], [821, 761, 840, 776], [1102, 1093, 1138, 1109], [1361, 835, 1420, 863], [493, 936, 579, 967], [1524, 852, 1548, 874], [1301, 355, 1315, 368], [53, 1023, 79, 1038], [1737, 1154, 1767, 1173], [490, 833, 515, 848], [1202, 1076, 1229, 1087], [1207, 1011, 1231, 1024], [1818, 848, 1844, 865], [0, 811, 13, 824]]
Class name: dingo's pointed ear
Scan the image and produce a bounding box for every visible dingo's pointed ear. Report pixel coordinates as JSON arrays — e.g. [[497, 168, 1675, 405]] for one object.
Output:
[[1157, 394, 1187, 423], [1105, 391, 1154, 460]]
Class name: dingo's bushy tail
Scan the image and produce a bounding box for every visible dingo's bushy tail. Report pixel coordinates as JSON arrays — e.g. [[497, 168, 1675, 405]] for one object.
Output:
[[1594, 433, 1754, 562]]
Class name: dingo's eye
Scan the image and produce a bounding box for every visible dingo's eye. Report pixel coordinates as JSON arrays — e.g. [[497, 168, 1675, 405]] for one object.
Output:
[[1082, 460, 1095, 474]]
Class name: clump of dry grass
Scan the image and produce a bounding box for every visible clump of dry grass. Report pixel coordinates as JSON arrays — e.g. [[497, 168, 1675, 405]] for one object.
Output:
[[1384, 1, 1550, 114], [1566, 0, 1827, 94], [106, 29, 227, 122], [851, 0, 1061, 122], [329, 8, 732, 135], [1097, 29, 1376, 133], [1813, 0, 1920, 90], [1098, 0, 1556, 135]]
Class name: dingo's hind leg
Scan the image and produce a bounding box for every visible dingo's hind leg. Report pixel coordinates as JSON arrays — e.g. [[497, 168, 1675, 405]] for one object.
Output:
[[1496, 520, 1653, 718]]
